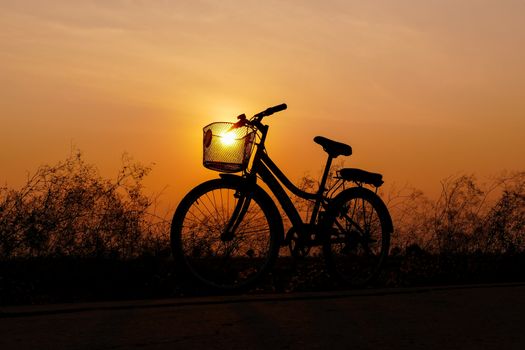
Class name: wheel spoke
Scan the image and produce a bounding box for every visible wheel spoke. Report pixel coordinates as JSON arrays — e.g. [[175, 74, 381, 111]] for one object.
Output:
[[324, 188, 390, 287], [171, 179, 279, 291]]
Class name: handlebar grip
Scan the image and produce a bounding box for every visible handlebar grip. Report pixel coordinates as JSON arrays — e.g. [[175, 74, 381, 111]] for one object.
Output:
[[267, 103, 287, 115], [253, 103, 288, 119]]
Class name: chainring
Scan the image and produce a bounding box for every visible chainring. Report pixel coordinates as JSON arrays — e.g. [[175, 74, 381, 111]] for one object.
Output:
[[286, 228, 311, 258]]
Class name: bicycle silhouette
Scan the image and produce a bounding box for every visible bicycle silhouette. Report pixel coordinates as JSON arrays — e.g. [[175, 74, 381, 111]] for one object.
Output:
[[171, 104, 393, 291]]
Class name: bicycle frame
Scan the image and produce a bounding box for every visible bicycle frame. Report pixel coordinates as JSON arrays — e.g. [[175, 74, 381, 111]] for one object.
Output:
[[244, 121, 336, 237], [172, 104, 392, 290]]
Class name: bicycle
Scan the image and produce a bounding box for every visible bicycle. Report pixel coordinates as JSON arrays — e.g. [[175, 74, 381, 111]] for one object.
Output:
[[171, 103, 393, 291]]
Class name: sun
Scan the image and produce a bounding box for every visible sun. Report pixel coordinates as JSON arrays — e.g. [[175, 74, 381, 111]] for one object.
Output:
[[220, 131, 236, 146]]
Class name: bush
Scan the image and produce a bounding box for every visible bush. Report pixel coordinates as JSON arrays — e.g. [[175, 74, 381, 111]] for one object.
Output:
[[0, 150, 169, 259], [389, 172, 525, 255]]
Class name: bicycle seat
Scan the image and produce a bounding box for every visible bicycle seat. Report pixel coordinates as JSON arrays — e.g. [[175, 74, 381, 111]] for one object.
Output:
[[314, 136, 352, 158], [338, 168, 384, 187]]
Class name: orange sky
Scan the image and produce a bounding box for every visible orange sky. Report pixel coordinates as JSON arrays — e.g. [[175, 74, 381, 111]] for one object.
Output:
[[1, 0, 524, 208]]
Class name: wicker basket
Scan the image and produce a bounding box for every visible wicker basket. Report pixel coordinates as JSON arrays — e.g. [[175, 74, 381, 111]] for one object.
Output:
[[202, 122, 256, 173]]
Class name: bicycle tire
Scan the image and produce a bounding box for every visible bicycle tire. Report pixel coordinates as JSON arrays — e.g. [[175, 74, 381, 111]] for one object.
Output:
[[171, 177, 282, 292], [322, 187, 392, 287]]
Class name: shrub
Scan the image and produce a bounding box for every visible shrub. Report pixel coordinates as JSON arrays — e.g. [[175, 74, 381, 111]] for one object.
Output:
[[389, 172, 525, 255], [0, 150, 169, 259]]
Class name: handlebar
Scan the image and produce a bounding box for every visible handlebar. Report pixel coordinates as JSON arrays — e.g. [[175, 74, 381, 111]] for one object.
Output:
[[230, 103, 287, 130], [253, 103, 287, 119]]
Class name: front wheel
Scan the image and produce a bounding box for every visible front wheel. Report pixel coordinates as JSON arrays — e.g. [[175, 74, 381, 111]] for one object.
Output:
[[171, 178, 282, 292], [322, 187, 392, 287]]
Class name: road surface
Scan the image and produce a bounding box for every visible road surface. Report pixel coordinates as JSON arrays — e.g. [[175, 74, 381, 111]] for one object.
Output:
[[1, 284, 524, 349]]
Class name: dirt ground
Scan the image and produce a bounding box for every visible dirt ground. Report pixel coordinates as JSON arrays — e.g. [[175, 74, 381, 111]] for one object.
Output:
[[1, 283, 524, 349]]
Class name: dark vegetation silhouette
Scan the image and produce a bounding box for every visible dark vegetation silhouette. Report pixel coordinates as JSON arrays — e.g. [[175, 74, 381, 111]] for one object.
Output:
[[0, 150, 169, 260], [0, 149, 524, 304], [386, 172, 525, 255], [0, 151, 173, 304]]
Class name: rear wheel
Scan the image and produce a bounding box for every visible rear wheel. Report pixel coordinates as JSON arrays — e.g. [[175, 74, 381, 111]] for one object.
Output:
[[171, 178, 281, 291], [323, 187, 392, 287]]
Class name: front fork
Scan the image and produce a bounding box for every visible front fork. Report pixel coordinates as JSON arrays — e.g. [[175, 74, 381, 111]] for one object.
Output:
[[220, 190, 252, 241]]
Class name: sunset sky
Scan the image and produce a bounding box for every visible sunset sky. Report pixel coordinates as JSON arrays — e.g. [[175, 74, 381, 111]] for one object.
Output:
[[2, 0, 524, 208]]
